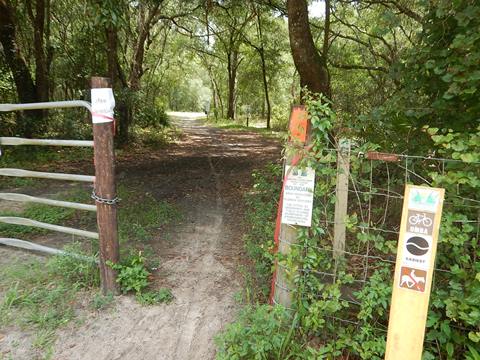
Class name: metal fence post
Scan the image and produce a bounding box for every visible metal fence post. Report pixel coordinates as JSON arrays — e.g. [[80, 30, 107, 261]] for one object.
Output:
[[91, 76, 120, 295]]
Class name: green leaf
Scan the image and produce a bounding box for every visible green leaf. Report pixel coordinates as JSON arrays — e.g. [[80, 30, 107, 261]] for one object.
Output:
[[446, 342, 454, 357], [469, 331, 480, 343]]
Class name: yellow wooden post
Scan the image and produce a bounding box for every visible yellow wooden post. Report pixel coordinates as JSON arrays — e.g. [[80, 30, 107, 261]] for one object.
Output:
[[385, 185, 445, 360]]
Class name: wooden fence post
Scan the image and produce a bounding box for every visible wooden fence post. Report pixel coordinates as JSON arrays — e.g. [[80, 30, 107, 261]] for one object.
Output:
[[333, 138, 351, 259], [91, 76, 120, 295], [272, 105, 310, 308]]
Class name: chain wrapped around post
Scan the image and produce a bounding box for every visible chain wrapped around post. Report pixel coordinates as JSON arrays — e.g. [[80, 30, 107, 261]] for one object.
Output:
[[91, 189, 120, 205]]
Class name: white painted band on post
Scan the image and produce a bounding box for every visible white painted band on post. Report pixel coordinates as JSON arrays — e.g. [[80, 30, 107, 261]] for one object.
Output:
[[0, 137, 94, 147], [0, 168, 94, 182], [0, 193, 96, 212], [0, 217, 99, 239]]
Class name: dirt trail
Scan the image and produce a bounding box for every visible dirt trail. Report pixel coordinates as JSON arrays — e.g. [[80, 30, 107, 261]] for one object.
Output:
[[50, 114, 281, 360]]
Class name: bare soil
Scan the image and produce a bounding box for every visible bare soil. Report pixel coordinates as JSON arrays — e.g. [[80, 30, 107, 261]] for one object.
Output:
[[0, 113, 281, 360]]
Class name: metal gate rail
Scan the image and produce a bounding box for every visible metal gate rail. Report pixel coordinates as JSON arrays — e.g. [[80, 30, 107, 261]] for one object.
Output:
[[0, 77, 120, 293]]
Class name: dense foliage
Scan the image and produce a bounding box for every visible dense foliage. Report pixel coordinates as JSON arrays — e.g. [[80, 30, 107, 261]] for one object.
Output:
[[217, 96, 480, 359], [1, 0, 479, 358]]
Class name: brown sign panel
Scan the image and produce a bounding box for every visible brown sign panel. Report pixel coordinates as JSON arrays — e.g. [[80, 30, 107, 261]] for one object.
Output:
[[406, 209, 435, 236], [399, 266, 427, 293]]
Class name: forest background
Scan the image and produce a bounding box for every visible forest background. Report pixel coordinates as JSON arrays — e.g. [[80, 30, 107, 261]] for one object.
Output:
[[0, 0, 479, 359]]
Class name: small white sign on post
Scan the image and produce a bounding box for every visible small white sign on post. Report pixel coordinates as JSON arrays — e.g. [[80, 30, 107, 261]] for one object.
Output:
[[91, 88, 115, 124], [281, 166, 315, 227]]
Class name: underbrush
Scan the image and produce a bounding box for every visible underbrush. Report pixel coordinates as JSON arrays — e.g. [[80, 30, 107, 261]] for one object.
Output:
[[216, 305, 305, 360], [241, 163, 281, 302], [128, 125, 181, 150], [216, 97, 480, 359]]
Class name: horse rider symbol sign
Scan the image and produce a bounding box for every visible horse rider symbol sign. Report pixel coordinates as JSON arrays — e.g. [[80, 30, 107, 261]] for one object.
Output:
[[399, 266, 426, 292]]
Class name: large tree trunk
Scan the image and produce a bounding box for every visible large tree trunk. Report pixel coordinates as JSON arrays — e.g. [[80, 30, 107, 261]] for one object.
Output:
[[105, 26, 131, 145], [226, 50, 238, 120], [26, 0, 49, 103], [0, 0, 42, 137], [253, 5, 271, 128], [287, 0, 330, 99]]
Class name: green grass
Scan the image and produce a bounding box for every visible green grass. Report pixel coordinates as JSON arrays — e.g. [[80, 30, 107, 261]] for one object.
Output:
[[128, 125, 182, 150], [90, 293, 114, 311], [0, 137, 182, 356], [118, 185, 182, 245], [0, 146, 92, 190], [242, 164, 282, 303], [206, 118, 286, 139], [0, 177, 38, 190], [0, 146, 93, 169], [0, 243, 98, 355], [136, 288, 174, 305]]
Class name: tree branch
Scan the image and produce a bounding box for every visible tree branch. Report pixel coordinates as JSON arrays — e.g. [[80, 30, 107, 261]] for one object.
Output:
[[329, 61, 388, 72]]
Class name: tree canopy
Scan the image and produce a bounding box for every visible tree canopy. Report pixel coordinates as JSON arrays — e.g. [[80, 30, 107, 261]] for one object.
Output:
[[0, 0, 477, 149]]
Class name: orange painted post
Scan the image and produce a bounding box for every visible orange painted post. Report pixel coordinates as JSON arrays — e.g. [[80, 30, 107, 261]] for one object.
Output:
[[288, 105, 309, 143], [271, 105, 310, 307]]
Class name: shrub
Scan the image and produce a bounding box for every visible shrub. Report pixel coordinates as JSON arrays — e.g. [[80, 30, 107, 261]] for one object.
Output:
[[108, 252, 150, 295]]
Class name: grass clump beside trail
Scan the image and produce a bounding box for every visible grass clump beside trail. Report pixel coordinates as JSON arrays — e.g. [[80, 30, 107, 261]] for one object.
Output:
[[109, 251, 174, 306], [0, 243, 98, 355]]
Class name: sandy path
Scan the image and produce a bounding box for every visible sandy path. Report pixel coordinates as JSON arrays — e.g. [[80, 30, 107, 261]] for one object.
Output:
[[50, 114, 281, 360]]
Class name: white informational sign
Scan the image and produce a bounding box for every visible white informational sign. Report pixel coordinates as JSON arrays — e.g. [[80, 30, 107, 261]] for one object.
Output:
[[281, 166, 315, 227], [91, 88, 115, 124]]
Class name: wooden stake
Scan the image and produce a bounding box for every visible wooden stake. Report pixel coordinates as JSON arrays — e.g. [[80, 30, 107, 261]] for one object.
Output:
[[385, 185, 444, 359], [333, 139, 350, 259], [274, 222, 297, 308], [91, 76, 120, 295]]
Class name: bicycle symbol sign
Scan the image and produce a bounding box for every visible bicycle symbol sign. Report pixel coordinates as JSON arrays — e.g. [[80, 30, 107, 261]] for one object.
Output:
[[406, 209, 434, 236]]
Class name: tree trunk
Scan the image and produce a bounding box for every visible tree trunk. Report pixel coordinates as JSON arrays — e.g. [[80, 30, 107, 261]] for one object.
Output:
[[0, 0, 42, 137], [216, 78, 224, 119], [210, 79, 218, 120], [226, 50, 236, 120], [287, 0, 330, 99], [259, 48, 271, 128], [27, 0, 49, 103], [253, 5, 271, 128], [105, 26, 131, 145]]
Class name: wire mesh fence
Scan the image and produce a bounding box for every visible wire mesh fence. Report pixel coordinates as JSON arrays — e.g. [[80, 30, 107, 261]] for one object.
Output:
[[277, 145, 480, 354]]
